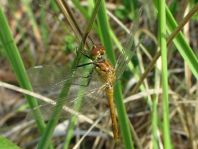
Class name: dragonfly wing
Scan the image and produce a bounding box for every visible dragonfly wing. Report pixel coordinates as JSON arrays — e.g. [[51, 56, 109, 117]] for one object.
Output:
[[27, 65, 71, 91], [26, 83, 107, 122], [115, 15, 141, 80], [27, 69, 108, 121], [27, 64, 93, 94]]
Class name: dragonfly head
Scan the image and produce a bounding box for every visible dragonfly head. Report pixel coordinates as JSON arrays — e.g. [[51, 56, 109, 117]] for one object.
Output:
[[90, 45, 105, 60]]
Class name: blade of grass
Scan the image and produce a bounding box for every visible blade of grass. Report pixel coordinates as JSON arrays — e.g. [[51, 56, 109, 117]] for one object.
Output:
[[152, 89, 160, 148], [37, 0, 102, 148], [0, 7, 54, 149], [123, 0, 139, 19], [0, 5, 44, 135], [71, 0, 90, 19], [63, 0, 103, 147], [0, 136, 21, 149], [21, 0, 43, 46], [157, 0, 172, 148], [55, 0, 83, 43], [39, 2, 49, 47], [63, 74, 87, 149], [131, 4, 198, 95], [96, 1, 115, 64], [166, 4, 198, 79], [152, 35, 161, 149], [54, 1, 89, 148], [60, 0, 94, 47], [96, 0, 134, 148]]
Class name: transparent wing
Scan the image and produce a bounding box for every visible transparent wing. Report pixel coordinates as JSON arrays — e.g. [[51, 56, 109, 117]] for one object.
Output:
[[27, 82, 108, 121], [115, 10, 142, 80], [27, 64, 109, 121], [27, 64, 93, 93]]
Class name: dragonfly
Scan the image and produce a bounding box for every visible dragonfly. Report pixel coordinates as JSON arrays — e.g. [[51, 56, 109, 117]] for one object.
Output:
[[28, 42, 136, 140], [78, 44, 118, 140], [28, 1, 140, 142]]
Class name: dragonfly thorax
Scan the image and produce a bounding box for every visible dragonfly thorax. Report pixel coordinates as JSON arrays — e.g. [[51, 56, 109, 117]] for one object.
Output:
[[90, 45, 116, 85], [95, 59, 116, 86]]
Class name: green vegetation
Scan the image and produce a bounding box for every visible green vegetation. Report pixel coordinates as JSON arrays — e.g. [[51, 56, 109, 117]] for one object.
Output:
[[0, 0, 198, 149], [0, 136, 21, 149]]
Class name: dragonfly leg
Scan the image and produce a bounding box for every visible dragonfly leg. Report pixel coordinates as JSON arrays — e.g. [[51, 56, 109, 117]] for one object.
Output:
[[77, 62, 94, 67], [74, 68, 94, 86], [84, 67, 94, 86], [70, 68, 94, 87], [81, 51, 90, 59], [76, 48, 91, 59]]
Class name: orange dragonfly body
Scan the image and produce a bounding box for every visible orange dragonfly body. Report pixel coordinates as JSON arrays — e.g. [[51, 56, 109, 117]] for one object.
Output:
[[89, 45, 119, 140]]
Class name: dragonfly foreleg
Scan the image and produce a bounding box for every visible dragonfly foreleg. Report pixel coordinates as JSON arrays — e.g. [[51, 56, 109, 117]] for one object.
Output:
[[75, 48, 91, 59], [79, 67, 94, 87]]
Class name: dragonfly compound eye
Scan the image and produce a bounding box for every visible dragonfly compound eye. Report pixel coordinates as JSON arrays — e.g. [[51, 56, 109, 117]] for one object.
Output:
[[90, 45, 105, 59]]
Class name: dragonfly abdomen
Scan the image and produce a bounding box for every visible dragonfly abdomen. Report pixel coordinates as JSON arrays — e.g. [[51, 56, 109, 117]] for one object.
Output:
[[105, 85, 119, 141], [90, 45, 119, 141]]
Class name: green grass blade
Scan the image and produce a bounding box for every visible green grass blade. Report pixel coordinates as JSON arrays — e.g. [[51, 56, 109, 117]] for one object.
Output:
[[96, 0, 134, 148], [166, 5, 198, 79], [0, 6, 53, 146], [131, 4, 198, 95], [0, 136, 21, 149], [123, 0, 139, 19], [37, 39, 82, 149], [152, 95, 159, 149], [63, 77, 87, 149], [63, 0, 103, 147], [21, 0, 42, 45], [157, 0, 172, 148], [72, 0, 90, 19], [96, 0, 115, 63], [114, 83, 134, 148]]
